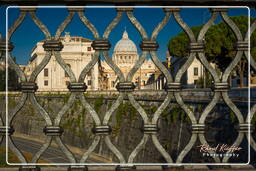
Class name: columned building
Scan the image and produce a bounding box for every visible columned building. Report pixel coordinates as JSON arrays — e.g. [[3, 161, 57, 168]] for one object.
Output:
[[101, 30, 158, 90], [26, 32, 99, 91]]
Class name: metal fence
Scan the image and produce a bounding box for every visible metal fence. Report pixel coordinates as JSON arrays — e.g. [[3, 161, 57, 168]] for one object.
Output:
[[0, 1, 255, 171]]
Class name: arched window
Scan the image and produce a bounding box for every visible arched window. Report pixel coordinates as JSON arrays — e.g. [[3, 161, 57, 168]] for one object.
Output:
[[65, 64, 71, 77]]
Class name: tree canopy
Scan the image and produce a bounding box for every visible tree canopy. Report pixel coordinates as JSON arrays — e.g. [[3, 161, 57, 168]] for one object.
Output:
[[168, 16, 256, 62]]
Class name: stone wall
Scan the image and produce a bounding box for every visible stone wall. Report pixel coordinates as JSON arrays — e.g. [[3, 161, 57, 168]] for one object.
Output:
[[0, 91, 253, 164]]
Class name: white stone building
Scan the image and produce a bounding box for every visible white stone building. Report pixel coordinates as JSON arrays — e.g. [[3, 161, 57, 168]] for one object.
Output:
[[101, 30, 158, 90], [145, 51, 207, 89], [26, 33, 99, 91], [186, 58, 204, 85]]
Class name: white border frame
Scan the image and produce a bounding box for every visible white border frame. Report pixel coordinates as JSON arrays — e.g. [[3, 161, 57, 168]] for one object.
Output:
[[5, 5, 251, 166]]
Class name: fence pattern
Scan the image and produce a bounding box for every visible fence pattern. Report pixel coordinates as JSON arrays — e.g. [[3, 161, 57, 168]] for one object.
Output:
[[0, 6, 255, 170]]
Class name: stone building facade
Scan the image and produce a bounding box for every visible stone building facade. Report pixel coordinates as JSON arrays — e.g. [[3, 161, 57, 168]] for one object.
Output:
[[25, 31, 157, 91], [101, 30, 158, 90], [145, 51, 206, 89], [25, 33, 99, 91]]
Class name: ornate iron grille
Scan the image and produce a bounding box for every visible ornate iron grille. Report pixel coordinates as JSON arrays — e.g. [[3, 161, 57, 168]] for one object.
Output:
[[0, 4, 255, 171]]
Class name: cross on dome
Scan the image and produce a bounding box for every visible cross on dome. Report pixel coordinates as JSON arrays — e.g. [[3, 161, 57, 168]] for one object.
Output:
[[122, 29, 129, 39]]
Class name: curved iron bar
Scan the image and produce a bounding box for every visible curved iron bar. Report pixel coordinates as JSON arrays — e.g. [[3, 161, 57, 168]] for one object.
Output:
[[102, 10, 125, 82], [248, 132, 256, 151], [151, 9, 171, 40], [194, 10, 225, 163], [174, 53, 196, 83], [220, 11, 243, 41], [218, 13, 245, 162], [80, 135, 101, 163], [8, 93, 28, 125], [222, 51, 244, 83], [29, 93, 53, 126], [54, 93, 76, 125], [152, 93, 172, 124], [75, 8, 129, 164], [126, 11, 148, 40], [8, 53, 27, 82], [54, 136, 77, 163], [174, 52, 197, 125], [198, 134, 221, 163], [126, 10, 148, 81], [222, 132, 244, 162], [127, 93, 149, 124], [103, 92, 125, 125], [8, 136, 27, 163], [103, 11, 123, 39], [78, 51, 100, 82], [53, 51, 76, 82], [29, 11, 51, 40], [29, 51, 52, 82], [197, 11, 220, 82], [176, 133, 197, 163], [77, 10, 100, 39], [55, 11, 75, 39], [126, 51, 147, 82], [152, 134, 173, 163], [245, 20, 256, 70], [149, 51, 172, 83], [199, 92, 221, 124], [8, 10, 26, 40], [248, 103, 256, 123], [173, 10, 196, 43], [0, 136, 3, 147], [222, 91, 244, 124], [31, 136, 53, 163], [102, 51, 125, 83], [0, 114, 4, 146], [128, 134, 149, 163], [105, 135, 126, 163], [79, 93, 101, 126]]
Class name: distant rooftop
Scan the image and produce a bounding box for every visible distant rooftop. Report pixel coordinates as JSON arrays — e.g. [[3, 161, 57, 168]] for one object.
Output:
[[31, 32, 92, 55]]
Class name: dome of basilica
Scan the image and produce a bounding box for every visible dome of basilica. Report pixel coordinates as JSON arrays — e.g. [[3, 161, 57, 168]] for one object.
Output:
[[114, 30, 137, 53]]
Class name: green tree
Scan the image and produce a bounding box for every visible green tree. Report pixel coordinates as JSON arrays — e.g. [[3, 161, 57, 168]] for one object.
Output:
[[196, 71, 213, 88], [168, 16, 256, 87], [0, 58, 19, 91]]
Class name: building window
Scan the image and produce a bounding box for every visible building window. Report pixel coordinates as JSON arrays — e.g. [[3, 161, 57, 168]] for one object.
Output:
[[194, 67, 198, 76], [87, 47, 91, 51], [143, 80, 146, 86], [44, 68, 48, 77], [237, 79, 240, 84], [148, 65, 151, 68], [66, 81, 70, 86], [87, 70, 91, 77], [129, 56, 131, 59], [120, 56, 122, 60], [111, 81, 115, 87], [65, 64, 71, 77], [88, 80, 91, 86], [194, 79, 198, 85], [44, 80, 48, 86]]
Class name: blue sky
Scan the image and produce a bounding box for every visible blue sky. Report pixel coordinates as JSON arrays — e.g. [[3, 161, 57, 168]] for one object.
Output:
[[0, 6, 254, 65]]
